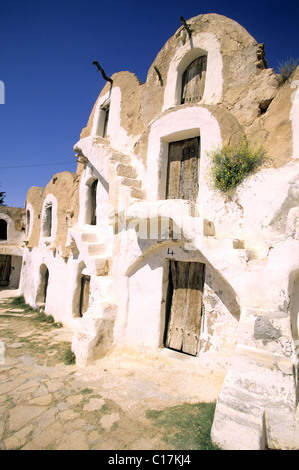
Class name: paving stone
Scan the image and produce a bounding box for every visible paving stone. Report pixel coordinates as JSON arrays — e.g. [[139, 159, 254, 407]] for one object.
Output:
[[29, 394, 52, 406], [8, 405, 47, 432], [83, 397, 105, 412]]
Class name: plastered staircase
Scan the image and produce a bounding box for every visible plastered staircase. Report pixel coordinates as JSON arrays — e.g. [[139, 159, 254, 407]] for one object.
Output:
[[109, 151, 147, 201], [69, 225, 117, 366]]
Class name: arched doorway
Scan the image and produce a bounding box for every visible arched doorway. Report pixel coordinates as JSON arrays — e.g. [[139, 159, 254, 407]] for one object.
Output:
[[36, 264, 49, 305], [79, 274, 91, 317]]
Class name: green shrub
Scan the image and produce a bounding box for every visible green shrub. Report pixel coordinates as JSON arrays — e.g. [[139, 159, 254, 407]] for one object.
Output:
[[208, 140, 267, 195]]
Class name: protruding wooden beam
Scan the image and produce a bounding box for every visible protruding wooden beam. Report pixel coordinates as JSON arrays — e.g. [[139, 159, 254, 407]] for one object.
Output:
[[93, 60, 113, 84], [154, 66, 163, 86], [180, 16, 192, 38]]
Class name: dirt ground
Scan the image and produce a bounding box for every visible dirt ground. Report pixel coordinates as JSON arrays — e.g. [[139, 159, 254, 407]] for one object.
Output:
[[0, 288, 223, 451]]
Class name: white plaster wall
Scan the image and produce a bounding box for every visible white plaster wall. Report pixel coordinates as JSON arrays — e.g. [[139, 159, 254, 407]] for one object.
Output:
[[290, 79, 299, 158], [19, 246, 87, 328], [91, 87, 136, 154], [0, 213, 25, 246]]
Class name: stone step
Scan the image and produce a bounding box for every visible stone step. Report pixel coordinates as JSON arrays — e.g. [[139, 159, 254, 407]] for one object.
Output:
[[116, 163, 138, 179], [92, 257, 111, 276], [109, 152, 131, 165], [86, 242, 106, 256], [120, 177, 142, 189], [130, 188, 147, 200], [81, 232, 98, 243]]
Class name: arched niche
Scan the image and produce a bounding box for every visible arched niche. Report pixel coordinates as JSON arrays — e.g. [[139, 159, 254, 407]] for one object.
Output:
[[72, 261, 90, 317]]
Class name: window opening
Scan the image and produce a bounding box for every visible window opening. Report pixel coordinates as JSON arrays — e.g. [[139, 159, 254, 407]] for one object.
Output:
[[102, 105, 110, 138], [0, 219, 7, 240], [26, 210, 30, 236], [181, 56, 207, 104], [166, 137, 200, 202], [43, 204, 52, 237]]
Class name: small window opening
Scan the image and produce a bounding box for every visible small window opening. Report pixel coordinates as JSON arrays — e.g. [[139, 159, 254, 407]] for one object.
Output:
[[181, 55, 207, 104], [43, 204, 52, 237], [102, 105, 110, 138], [0, 219, 7, 240], [26, 210, 30, 236]]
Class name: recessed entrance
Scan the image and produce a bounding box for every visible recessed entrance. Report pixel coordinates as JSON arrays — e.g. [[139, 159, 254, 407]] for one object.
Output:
[[90, 180, 98, 226], [0, 255, 11, 286], [79, 274, 90, 316], [36, 264, 49, 305], [166, 137, 200, 202], [164, 260, 205, 356]]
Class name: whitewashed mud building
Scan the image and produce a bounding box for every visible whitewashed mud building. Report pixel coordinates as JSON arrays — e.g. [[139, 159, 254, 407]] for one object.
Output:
[[0, 206, 26, 288], [17, 14, 299, 449]]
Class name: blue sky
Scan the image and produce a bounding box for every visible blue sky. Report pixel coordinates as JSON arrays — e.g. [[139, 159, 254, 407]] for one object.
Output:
[[1, 0, 298, 208]]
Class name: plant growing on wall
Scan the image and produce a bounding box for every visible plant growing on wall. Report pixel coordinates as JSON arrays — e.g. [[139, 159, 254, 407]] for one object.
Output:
[[277, 57, 299, 85], [207, 140, 267, 195]]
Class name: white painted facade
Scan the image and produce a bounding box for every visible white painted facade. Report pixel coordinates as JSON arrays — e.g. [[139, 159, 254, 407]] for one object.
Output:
[[17, 14, 299, 449]]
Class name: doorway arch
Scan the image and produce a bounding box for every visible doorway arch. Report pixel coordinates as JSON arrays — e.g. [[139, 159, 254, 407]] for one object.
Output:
[[36, 264, 49, 305]]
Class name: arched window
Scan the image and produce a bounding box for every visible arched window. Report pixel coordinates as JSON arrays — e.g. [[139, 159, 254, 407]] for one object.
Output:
[[181, 56, 207, 104], [42, 203, 53, 237], [79, 274, 91, 317], [0, 219, 7, 240]]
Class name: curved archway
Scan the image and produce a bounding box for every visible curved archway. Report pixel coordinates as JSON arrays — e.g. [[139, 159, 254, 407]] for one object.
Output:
[[36, 264, 49, 305]]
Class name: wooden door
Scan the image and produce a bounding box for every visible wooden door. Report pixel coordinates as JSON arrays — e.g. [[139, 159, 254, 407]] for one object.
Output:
[[166, 137, 200, 202], [181, 56, 207, 104], [165, 261, 204, 356], [0, 255, 11, 286], [79, 275, 90, 316], [90, 180, 98, 226]]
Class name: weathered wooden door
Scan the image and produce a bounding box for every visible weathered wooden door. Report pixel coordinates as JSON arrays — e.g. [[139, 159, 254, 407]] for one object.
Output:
[[0, 255, 11, 286], [181, 56, 207, 104], [90, 180, 98, 226], [166, 137, 200, 202], [79, 275, 90, 316], [165, 261, 204, 356]]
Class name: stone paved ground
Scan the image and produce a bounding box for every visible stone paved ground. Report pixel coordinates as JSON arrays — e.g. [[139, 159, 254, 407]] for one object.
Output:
[[0, 288, 223, 450]]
